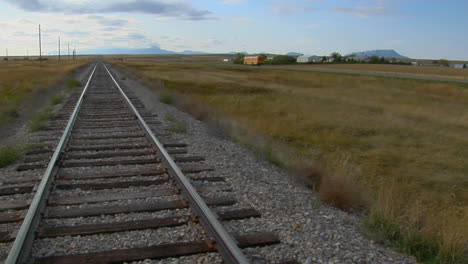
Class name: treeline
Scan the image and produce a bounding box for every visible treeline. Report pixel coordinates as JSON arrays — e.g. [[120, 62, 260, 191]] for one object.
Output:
[[233, 52, 411, 65]]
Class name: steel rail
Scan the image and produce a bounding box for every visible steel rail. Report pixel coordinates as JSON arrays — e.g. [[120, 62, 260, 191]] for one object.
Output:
[[103, 64, 249, 264], [5, 64, 97, 264]]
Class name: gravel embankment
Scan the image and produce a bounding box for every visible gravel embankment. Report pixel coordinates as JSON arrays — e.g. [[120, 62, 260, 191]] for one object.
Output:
[[108, 64, 416, 264]]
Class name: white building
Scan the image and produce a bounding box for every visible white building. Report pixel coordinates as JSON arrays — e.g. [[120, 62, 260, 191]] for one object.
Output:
[[452, 63, 467, 69], [297, 55, 322, 63]]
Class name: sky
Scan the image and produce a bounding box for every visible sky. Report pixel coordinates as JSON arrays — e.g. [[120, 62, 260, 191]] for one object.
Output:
[[0, 0, 467, 59]]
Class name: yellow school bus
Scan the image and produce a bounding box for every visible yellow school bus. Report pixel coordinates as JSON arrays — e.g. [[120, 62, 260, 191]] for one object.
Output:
[[243, 56, 266, 66]]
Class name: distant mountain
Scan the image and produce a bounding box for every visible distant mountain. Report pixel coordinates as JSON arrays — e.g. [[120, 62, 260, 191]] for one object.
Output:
[[286, 52, 304, 56], [81, 46, 208, 55], [178, 50, 207, 55], [349, 49, 408, 58], [228, 51, 248, 54]]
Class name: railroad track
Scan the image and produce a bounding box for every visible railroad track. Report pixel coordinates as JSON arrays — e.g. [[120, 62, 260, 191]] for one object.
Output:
[[0, 63, 281, 263]]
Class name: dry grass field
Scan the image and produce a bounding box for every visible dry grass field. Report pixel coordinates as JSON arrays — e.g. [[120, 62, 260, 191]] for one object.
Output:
[[275, 64, 468, 81], [115, 60, 467, 263], [0, 60, 87, 127]]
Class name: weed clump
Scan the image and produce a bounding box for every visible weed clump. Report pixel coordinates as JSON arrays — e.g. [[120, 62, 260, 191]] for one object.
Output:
[[160, 94, 174, 104], [28, 108, 54, 132], [0, 145, 20, 168], [50, 94, 63, 105], [66, 78, 81, 89], [165, 114, 187, 133]]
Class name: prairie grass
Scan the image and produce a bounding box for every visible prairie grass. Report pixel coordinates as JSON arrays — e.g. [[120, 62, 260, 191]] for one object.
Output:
[[114, 60, 468, 263], [279, 63, 468, 81], [0, 61, 86, 127]]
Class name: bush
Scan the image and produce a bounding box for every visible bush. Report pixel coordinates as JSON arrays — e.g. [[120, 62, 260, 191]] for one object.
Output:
[[318, 172, 365, 212], [265, 55, 296, 65], [233, 53, 245, 64]]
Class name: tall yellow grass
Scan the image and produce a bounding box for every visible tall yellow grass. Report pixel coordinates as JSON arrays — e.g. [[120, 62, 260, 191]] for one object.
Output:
[[114, 60, 467, 263], [0, 60, 87, 127]]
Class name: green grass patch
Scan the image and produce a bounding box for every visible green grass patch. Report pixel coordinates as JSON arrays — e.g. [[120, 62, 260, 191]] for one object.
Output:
[[0, 145, 21, 168], [28, 107, 54, 132], [165, 113, 187, 133], [160, 94, 175, 104], [164, 113, 176, 122], [66, 78, 82, 89], [49, 94, 64, 105], [120, 76, 127, 80], [366, 214, 458, 264]]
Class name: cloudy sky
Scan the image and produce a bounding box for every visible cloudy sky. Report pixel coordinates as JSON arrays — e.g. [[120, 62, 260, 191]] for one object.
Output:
[[0, 0, 467, 59]]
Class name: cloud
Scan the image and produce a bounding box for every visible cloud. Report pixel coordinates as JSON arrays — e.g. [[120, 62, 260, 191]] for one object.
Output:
[[270, 4, 315, 15], [332, 6, 393, 18], [4, 0, 43, 11], [87, 15, 129, 27], [105, 1, 213, 20], [0, 13, 155, 55], [127, 32, 146, 40], [2, 0, 214, 21]]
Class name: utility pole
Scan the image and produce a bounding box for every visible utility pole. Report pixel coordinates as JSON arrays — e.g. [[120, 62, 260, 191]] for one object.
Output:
[[39, 24, 42, 63], [73, 45, 76, 60], [58, 36, 60, 61], [68, 42, 70, 60], [5, 48, 8, 61]]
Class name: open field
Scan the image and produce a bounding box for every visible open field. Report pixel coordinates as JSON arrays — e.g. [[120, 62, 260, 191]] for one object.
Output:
[[102, 54, 468, 81], [114, 59, 467, 263], [274, 64, 468, 81], [0, 60, 87, 127]]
